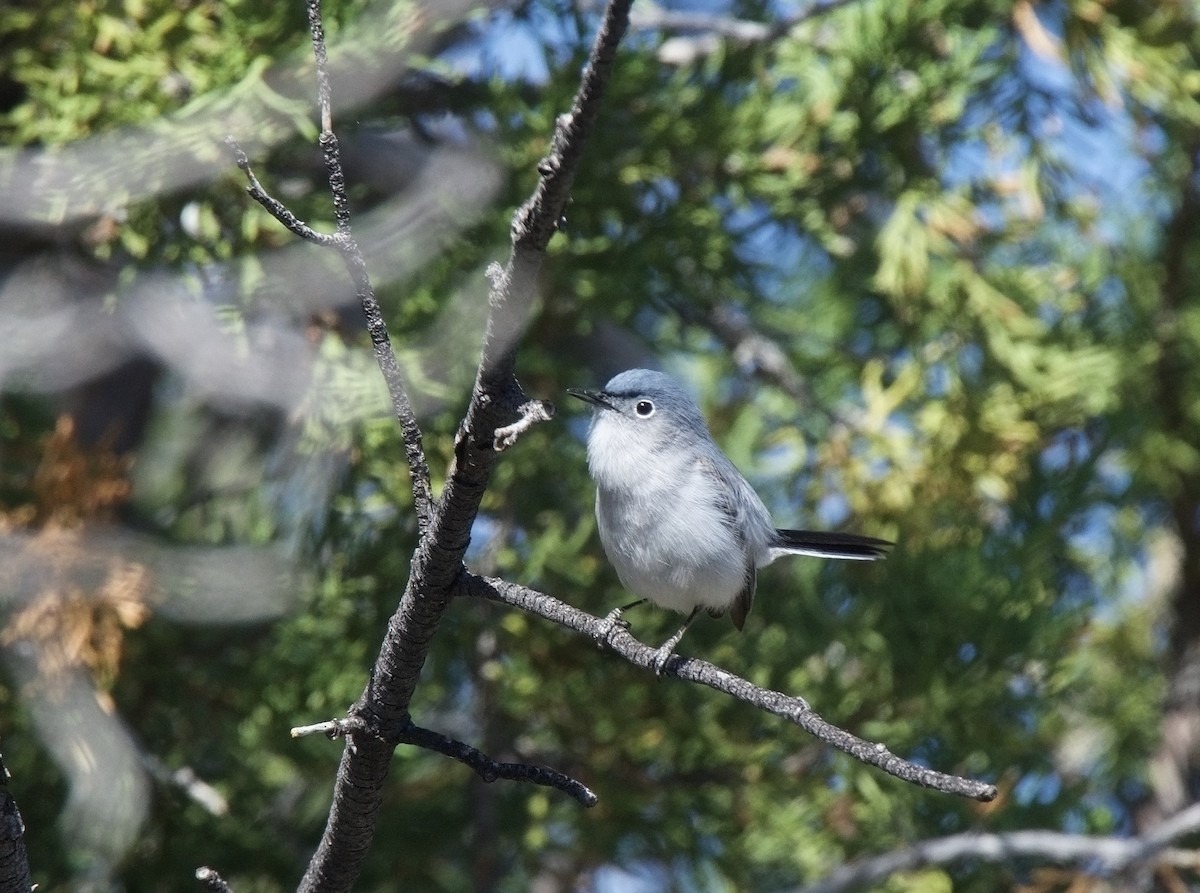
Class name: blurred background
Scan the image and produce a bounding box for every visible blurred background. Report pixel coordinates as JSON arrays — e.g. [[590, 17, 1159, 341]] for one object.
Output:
[[1, 0, 1198, 890]]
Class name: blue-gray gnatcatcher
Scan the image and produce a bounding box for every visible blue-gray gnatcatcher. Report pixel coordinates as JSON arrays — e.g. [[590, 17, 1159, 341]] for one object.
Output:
[[568, 368, 891, 673]]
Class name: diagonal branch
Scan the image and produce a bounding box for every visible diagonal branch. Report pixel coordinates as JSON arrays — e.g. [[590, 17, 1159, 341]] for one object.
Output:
[[457, 573, 997, 803], [472, 0, 632, 395], [792, 801, 1200, 893], [400, 723, 598, 807]]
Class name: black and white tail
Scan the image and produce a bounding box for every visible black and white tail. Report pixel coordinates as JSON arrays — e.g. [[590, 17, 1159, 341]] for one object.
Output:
[[771, 529, 892, 561]]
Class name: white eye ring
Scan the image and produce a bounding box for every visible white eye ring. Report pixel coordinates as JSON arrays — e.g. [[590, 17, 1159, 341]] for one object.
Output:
[[635, 400, 655, 417]]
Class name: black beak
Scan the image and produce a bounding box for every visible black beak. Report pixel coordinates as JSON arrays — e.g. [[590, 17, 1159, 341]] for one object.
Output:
[[567, 387, 616, 411]]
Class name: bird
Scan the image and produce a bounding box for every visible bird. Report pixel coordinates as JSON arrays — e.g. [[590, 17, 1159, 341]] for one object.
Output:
[[568, 368, 891, 673]]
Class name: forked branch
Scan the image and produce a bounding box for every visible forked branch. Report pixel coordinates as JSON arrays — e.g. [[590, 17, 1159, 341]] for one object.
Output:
[[226, 0, 434, 533], [220, 0, 637, 890], [289, 717, 596, 806]]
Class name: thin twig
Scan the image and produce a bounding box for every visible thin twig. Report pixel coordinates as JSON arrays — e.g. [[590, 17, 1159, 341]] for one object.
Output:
[[196, 867, 234, 893], [290, 715, 594, 804], [291, 719, 352, 739], [142, 751, 229, 816], [400, 723, 598, 807], [458, 573, 997, 803], [225, 137, 338, 246]]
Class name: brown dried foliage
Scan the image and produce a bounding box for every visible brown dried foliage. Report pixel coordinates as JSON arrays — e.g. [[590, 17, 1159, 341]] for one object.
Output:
[[1, 416, 153, 687]]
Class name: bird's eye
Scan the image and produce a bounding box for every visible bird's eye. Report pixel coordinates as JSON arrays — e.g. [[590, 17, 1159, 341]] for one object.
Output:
[[635, 400, 655, 417]]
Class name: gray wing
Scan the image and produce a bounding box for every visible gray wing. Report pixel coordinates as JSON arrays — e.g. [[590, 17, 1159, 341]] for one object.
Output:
[[695, 453, 763, 630]]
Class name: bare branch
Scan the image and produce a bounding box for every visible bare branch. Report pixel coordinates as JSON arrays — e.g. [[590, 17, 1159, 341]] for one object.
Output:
[[473, 0, 633, 393], [228, 6, 437, 535], [664, 301, 867, 434], [226, 137, 339, 247], [632, 0, 858, 47], [794, 801, 1200, 893], [306, 0, 334, 140], [458, 573, 997, 803], [705, 304, 810, 399], [399, 723, 598, 807], [693, 302, 835, 420], [302, 0, 436, 531], [633, 8, 773, 41], [493, 400, 556, 451], [290, 715, 594, 804], [293, 0, 633, 888]]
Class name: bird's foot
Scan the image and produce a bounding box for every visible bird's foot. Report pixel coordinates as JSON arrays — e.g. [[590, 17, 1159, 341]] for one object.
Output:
[[651, 644, 676, 676], [650, 614, 698, 675], [592, 607, 630, 647]]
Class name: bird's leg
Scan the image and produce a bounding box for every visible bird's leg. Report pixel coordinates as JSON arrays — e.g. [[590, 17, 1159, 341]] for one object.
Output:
[[651, 606, 704, 675], [593, 598, 646, 646]]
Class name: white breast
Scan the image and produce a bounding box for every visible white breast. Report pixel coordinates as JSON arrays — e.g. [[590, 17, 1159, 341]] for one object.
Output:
[[589, 425, 748, 614]]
